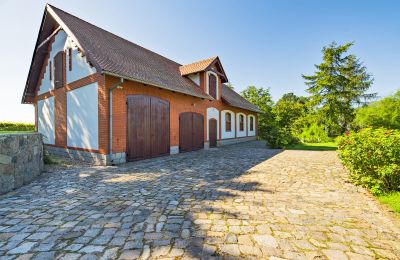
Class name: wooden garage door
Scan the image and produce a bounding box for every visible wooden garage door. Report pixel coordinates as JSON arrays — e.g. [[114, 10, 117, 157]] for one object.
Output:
[[126, 95, 169, 161], [179, 112, 204, 152]]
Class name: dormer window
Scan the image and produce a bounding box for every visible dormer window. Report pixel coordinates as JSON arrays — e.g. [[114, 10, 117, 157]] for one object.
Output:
[[206, 71, 218, 99]]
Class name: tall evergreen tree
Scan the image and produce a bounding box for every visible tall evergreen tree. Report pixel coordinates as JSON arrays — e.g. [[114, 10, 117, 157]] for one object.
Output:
[[302, 42, 375, 135]]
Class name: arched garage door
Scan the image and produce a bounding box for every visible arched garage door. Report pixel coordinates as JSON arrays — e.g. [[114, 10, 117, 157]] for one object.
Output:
[[126, 95, 170, 161], [179, 112, 204, 152]]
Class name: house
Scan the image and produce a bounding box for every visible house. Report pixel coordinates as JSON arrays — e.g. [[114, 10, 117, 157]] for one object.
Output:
[[22, 4, 261, 165]]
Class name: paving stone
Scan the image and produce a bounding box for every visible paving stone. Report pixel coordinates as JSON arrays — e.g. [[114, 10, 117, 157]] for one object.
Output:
[[219, 244, 240, 256], [322, 249, 348, 260], [253, 235, 278, 248], [8, 242, 36, 254], [0, 142, 399, 260], [80, 245, 105, 254], [31, 251, 55, 260], [58, 253, 81, 260], [119, 249, 141, 259], [100, 247, 119, 260]]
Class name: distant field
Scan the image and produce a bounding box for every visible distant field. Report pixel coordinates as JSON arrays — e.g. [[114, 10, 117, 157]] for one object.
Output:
[[286, 142, 338, 151], [0, 122, 35, 133]]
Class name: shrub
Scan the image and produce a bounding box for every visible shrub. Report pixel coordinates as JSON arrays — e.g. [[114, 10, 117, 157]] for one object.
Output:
[[265, 124, 297, 148], [338, 128, 400, 195], [0, 122, 35, 132], [298, 123, 331, 143]]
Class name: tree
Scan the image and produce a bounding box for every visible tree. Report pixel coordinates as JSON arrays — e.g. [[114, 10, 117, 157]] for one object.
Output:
[[241, 86, 274, 140], [273, 93, 308, 129], [354, 90, 400, 129], [302, 42, 375, 136]]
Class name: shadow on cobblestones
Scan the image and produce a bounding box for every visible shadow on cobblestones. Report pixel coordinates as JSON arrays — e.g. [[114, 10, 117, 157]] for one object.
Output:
[[0, 141, 282, 259]]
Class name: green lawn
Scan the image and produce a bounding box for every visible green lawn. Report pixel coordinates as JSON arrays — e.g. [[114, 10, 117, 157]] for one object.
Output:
[[286, 142, 338, 151], [378, 192, 400, 215], [0, 131, 34, 134]]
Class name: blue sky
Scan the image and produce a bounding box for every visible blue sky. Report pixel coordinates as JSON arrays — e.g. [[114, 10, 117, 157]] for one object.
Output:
[[1, 0, 399, 122]]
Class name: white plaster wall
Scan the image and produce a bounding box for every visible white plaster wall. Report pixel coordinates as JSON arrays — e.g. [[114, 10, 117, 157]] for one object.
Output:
[[188, 73, 200, 86], [206, 107, 219, 141], [37, 97, 55, 145], [65, 37, 96, 84], [236, 113, 247, 138], [248, 115, 256, 136], [67, 82, 99, 150], [221, 110, 235, 139], [38, 30, 68, 95]]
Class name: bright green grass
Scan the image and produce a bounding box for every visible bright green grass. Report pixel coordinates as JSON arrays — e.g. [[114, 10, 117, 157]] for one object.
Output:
[[286, 142, 338, 151], [0, 131, 34, 134], [378, 192, 400, 214]]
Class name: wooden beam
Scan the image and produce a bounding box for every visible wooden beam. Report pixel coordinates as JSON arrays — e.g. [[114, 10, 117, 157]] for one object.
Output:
[[36, 26, 61, 51]]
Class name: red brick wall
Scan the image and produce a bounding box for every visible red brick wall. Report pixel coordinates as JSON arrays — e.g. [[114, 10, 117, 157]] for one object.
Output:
[[106, 75, 257, 154]]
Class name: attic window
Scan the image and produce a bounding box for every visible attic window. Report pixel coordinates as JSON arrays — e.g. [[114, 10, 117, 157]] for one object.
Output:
[[207, 72, 218, 99], [68, 48, 72, 71], [54, 51, 64, 88], [49, 61, 52, 80]]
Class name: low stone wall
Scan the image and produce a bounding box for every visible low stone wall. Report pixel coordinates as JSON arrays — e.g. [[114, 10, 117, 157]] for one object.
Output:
[[0, 133, 43, 195], [44, 145, 126, 165]]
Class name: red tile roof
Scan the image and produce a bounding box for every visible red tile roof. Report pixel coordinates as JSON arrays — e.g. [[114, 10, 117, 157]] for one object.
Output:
[[179, 57, 217, 76], [23, 5, 260, 113]]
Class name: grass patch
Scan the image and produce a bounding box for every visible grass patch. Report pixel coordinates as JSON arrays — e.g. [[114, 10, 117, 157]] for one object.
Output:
[[0, 131, 34, 134], [286, 142, 338, 151], [378, 192, 400, 214]]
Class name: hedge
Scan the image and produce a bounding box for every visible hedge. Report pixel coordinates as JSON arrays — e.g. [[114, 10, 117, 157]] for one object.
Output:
[[337, 128, 400, 195], [0, 122, 35, 132]]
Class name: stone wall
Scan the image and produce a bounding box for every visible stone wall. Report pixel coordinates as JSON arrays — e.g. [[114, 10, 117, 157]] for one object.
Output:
[[0, 133, 43, 195]]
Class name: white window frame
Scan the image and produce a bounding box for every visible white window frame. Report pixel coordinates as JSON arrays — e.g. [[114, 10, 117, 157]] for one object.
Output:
[[236, 113, 247, 137], [221, 110, 235, 139], [248, 115, 256, 136]]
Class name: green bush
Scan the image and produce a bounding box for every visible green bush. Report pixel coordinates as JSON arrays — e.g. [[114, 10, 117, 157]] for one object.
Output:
[[338, 128, 400, 195], [265, 124, 297, 148], [298, 123, 331, 143], [0, 122, 35, 132]]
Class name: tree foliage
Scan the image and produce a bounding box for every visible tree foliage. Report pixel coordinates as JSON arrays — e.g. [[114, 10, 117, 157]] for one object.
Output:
[[354, 90, 400, 130], [302, 42, 375, 136], [241, 86, 274, 141]]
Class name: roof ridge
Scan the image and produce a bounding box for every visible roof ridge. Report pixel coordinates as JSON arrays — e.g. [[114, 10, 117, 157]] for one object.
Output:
[[47, 4, 183, 67], [180, 56, 217, 67]]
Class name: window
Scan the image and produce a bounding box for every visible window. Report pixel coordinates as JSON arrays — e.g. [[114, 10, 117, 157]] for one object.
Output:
[[225, 113, 231, 132], [49, 61, 52, 80], [250, 116, 254, 131], [54, 51, 64, 88], [68, 48, 72, 71], [239, 114, 244, 131], [208, 73, 217, 99]]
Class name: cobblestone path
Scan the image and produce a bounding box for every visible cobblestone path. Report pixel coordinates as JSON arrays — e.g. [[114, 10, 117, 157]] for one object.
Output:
[[0, 141, 399, 259]]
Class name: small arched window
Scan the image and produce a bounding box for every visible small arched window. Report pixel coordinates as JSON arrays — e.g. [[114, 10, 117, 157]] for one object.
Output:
[[250, 116, 254, 131], [208, 73, 217, 99], [225, 113, 231, 132], [239, 114, 244, 131]]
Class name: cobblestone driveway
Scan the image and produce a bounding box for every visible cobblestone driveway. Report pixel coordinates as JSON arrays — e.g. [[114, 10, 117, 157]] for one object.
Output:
[[0, 141, 399, 259]]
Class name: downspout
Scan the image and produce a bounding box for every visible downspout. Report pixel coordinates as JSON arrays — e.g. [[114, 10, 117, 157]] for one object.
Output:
[[109, 78, 124, 164]]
